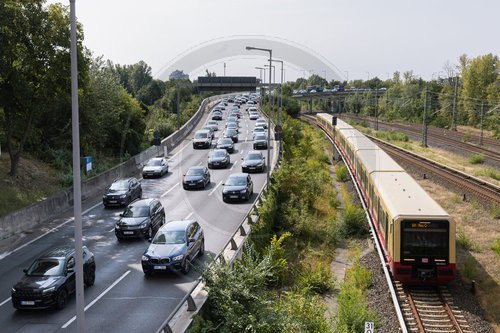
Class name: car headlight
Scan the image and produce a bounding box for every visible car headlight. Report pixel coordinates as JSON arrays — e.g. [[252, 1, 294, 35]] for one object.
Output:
[[115, 224, 120, 229], [119, 194, 126, 198], [42, 286, 55, 294], [198, 179, 204, 183], [141, 255, 149, 261], [257, 162, 263, 166], [11, 287, 16, 293], [240, 189, 247, 193], [140, 221, 148, 229], [172, 254, 184, 261]]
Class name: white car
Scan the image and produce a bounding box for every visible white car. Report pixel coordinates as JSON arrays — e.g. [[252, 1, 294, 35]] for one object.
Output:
[[252, 126, 266, 137], [255, 119, 267, 129], [249, 112, 259, 120], [142, 157, 169, 178]]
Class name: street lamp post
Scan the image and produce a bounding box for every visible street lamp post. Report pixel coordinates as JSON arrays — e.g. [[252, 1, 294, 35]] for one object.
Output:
[[265, 64, 276, 124], [246, 46, 272, 189], [271, 59, 284, 158], [69, 1, 85, 332]]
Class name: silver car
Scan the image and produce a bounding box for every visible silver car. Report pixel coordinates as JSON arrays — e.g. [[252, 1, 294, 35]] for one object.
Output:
[[142, 157, 169, 178]]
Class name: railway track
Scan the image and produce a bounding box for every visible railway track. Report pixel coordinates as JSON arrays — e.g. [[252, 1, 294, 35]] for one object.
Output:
[[341, 114, 500, 164], [395, 282, 472, 333], [370, 136, 500, 204]]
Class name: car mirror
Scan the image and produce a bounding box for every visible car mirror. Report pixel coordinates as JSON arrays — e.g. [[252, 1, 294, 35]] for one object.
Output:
[[241, 157, 244, 160], [263, 157, 265, 159], [119, 213, 123, 217], [148, 238, 152, 243], [222, 183, 225, 186], [23, 268, 28, 274], [189, 238, 196, 243]]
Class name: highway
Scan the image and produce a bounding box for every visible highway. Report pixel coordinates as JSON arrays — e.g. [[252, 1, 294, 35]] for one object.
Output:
[[0, 99, 277, 332]]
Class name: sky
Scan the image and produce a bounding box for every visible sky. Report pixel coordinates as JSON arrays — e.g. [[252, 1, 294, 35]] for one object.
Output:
[[47, 0, 500, 82]]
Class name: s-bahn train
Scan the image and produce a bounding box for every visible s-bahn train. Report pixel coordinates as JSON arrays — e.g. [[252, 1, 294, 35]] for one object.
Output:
[[316, 113, 456, 283]]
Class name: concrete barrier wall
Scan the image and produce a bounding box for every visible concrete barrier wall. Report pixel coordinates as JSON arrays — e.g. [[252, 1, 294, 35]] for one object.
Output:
[[0, 96, 220, 239]]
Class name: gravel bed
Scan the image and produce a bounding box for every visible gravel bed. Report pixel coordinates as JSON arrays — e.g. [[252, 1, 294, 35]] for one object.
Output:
[[359, 249, 400, 333]]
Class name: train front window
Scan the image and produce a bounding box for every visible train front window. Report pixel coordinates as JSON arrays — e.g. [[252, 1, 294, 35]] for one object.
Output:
[[401, 220, 448, 257]]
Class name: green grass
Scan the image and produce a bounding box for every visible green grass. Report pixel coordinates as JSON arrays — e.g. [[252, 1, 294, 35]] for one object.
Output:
[[456, 228, 480, 252], [468, 154, 484, 164], [463, 255, 476, 280], [491, 239, 500, 258], [335, 165, 349, 182]]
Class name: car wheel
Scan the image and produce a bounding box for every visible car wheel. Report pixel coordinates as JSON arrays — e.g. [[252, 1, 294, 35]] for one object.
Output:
[[138, 190, 142, 199], [146, 226, 153, 240], [116, 236, 124, 242], [244, 192, 249, 201], [84, 266, 95, 287], [199, 240, 205, 257], [125, 196, 131, 206], [182, 258, 191, 274], [143, 269, 152, 277], [56, 289, 68, 309]]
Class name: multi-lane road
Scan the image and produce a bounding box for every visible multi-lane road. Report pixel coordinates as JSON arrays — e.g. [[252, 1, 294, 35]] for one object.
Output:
[[0, 99, 277, 332]]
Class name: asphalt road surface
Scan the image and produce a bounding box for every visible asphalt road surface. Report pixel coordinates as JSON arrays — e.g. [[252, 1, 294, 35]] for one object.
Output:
[[0, 99, 277, 333]]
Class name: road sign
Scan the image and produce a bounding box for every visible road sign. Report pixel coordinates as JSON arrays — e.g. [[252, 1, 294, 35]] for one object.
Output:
[[365, 321, 374, 333]]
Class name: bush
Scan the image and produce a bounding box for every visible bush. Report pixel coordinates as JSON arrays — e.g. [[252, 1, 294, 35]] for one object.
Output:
[[468, 154, 484, 164], [338, 204, 368, 237], [486, 168, 500, 181], [491, 239, 500, 258], [333, 280, 377, 332], [279, 291, 331, 332], [456, 228, 480, 252], [462, 133, 471, 142], [491, 203, 500, 219], [335, 165, 349, 182], [294, 262, 336, 294], [344, 260, 373, 290]]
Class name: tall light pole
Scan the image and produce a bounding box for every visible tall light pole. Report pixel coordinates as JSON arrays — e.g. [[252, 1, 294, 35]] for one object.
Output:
[[70, 1, 85, 332], [265, 64, 276, 124], [255, 66, 265, 82], [224, 62, 226, 76], [246, 46, 272, 189], [271, 59, 284, 157], [344, 71, 349, 83]]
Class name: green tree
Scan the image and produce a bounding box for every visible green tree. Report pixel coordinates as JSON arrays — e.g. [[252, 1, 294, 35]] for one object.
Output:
[[0, 0, 85, 176]]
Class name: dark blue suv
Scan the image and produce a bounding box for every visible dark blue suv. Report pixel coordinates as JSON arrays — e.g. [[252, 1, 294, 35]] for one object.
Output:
[[141, 220, 204, 275]]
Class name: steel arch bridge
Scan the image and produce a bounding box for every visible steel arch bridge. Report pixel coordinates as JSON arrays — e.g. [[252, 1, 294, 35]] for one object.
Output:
[[156, 35, 344, 81]]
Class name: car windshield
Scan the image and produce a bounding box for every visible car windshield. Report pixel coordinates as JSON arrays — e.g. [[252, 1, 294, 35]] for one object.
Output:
[[226, 177, 246, 186], [226, 130, 237, 136], [255, 135, 266, 140], [202, 127, 211, 131], [146, 159, 162, 166], [153, 230, 186, 244], [254, 128, 264, 132], [207, 121, 216, 125], [109, 181, 128, 191], [218, 139, 232, 145], [212, 151, 226, 158], [26, 259, 65, 276], [245, 153, 261, 160], [194, 132, 207, 139], [122, 205, 149, 217], [186, 168, 203, 176]]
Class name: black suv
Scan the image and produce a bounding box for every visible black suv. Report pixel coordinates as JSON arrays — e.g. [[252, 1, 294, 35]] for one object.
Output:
[[103, 177, 142, 207], [115, 198, 165, 241], [11, 246, 95, 310]]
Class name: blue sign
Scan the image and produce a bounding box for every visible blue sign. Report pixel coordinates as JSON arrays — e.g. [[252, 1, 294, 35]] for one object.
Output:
[[84, 156, 92, 174]]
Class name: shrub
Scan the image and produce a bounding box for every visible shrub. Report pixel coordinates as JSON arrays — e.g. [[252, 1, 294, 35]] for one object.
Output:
[[335, 165, 349, 182], [463, 255, 476, 280], [468, 154, 484, 164], [294, 262, 336, 294], [462, 133, 471, 142], [456, 228, 480, 252], [491, 203, 500, 219], [279, 291, 331, 332], [486, 168, 500, 181], [333, 279, 378, 332], [490, 239, 500, 258], [344, 259, 373, 290], [338, 204, 368, 238]]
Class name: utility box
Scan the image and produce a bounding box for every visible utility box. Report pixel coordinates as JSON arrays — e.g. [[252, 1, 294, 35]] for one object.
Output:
[[82, 156, 92, 175]]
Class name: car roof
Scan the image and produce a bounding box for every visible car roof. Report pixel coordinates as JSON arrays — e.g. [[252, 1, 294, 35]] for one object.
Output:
[[196, 129, 210, 134], [212, 148, 228, 153], [160, 219, 197, 232], [247, 150, 262, 155]]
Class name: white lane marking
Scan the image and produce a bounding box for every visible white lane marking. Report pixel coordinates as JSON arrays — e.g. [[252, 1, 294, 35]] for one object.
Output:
[[0, 297, 11, 307], [0, 202, 102, 261], [184, 212, 194, 220], [208, 181, 222, 196], [230, 161, 238, 170], [61, 270, 131, 329], [161, 183, 179, 198]]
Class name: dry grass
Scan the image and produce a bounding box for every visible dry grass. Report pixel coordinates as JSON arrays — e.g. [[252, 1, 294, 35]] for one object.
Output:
[[356, 127, 500, 187], [418, 177, 500, 328]]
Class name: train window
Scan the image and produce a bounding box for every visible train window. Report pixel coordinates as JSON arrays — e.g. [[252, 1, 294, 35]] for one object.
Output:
[[401, 220, 449, 258]]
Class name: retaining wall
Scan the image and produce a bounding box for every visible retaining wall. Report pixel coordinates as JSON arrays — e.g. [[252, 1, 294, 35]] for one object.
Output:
[[0, 96, 220, 239]]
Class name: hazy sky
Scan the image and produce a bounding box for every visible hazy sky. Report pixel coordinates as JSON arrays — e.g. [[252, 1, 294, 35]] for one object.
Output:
[[48, 0, 499, 82]]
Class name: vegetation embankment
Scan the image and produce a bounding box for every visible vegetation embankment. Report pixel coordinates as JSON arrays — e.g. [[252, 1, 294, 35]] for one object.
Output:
[[0, 2, 214, 217], [189, 115, 378, 332]]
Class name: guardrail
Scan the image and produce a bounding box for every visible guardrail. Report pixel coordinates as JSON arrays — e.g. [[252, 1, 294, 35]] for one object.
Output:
[[156, 102, 283, 333]]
